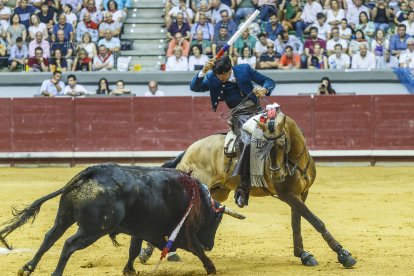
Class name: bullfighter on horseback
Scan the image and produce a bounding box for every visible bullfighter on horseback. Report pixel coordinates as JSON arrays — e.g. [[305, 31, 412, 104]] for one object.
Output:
[[190, 55, 276, 208]]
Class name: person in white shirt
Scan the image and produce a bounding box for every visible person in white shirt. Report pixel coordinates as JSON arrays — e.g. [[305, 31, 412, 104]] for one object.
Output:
[[63, 74, 87, 96], [39, 71, 65, 97], [165, 46, 189, 71], [328, 43, 350, 69], [93, 45, 114, 71], [325, 0, 345, 27], [346, 0, 370, 30], [298, 0, 322, 38], [351, 44, 376, 69], [0, 0, 11, 33], [166, 0, 194, 28], [255, 33, 273, 58], [144, 80, 165, 96], [376, 50, 399, 69], [326, 27, 348, 56], [308, 12, 331, 41], [210, 0, 232, 24], [188, 44, 209, 71], [402, 10, 414, 36], [399, 38, 414, 68], [339, 18, 352, 41], [237, 45, 256, 68]]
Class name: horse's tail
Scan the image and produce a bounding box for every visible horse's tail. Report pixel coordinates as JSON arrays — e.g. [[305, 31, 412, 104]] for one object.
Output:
[[162, 151, 186, 168], [0, 187, 65, 250]]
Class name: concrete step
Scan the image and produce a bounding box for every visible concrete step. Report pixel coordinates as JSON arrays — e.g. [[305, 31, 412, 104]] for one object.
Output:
[[122, 32, 166, 40], [131, 42, 167, 52], [130, 0, 164, 8], [125, 17, 164, 24], [123, 23, 165, 34], [123, 48, 165, 55], [127, 8, 163, 19]]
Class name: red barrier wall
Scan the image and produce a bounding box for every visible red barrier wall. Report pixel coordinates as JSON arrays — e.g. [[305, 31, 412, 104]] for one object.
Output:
[[1, 95, 413, 152]]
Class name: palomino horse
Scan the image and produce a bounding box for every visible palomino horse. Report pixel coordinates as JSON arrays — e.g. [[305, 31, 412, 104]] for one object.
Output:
[[163, 112, 357, 268]]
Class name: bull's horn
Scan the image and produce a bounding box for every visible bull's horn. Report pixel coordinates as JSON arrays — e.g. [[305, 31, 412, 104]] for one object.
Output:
[[223, 206, 246, 220], [254, 119, 267, 131]]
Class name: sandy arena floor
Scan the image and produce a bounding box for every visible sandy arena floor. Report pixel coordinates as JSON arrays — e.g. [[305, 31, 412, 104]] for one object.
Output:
[[0, 166, 413, 276]]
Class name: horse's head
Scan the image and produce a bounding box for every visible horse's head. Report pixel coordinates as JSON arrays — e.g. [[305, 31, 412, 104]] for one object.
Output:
[[256, 112, 289, 182]]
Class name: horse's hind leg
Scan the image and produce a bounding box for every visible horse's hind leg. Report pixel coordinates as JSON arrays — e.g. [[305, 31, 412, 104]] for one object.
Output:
[[18, 211, 75, 276], [282, 193, 356, 268], [123, 236, 143, 275], [52, 228, 105, 276]]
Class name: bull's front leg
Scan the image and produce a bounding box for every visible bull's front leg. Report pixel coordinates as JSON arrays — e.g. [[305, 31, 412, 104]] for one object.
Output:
[[123, 236, 143, 276], [187, 234, 216, 275]]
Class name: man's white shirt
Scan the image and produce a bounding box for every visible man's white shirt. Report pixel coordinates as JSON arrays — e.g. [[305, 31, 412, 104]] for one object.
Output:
[[351, 52, 376, 69]]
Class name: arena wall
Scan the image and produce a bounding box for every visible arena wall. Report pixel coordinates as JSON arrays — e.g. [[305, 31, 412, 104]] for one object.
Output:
[[0, 95, 413, 164]]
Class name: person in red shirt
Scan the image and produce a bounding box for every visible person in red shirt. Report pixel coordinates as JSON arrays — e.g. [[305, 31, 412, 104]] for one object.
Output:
[[27, 47, 49, 71], [279, 46, 301, 69]]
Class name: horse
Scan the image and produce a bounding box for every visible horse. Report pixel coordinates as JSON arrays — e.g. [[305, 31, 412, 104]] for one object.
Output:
[[160, 111, 357, 268]]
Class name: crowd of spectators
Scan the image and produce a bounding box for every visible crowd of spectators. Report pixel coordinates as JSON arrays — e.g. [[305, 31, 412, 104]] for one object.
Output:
[[0, 0, 129, 71], [161, 0, 414, 71]]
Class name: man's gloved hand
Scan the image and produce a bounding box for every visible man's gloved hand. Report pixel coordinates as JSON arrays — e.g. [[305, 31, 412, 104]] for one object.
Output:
[[202, 58, 216, 74], [253, 87, 268, 98]]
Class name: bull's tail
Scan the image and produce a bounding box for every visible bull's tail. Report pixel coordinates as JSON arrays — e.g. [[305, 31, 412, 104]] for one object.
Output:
[[161, 151, 186, 168], [0, 187, 65, 250]]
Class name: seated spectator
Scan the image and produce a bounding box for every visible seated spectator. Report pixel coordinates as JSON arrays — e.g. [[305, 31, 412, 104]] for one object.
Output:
[[0, 36, 6, 65], [106, 1, 128, 27], [390, 24, 410, 58], [234, 0, 255, 25], [166, 0, 194, 28], [275, 30, 304, 56], [76, 12, 99, 43], [99, 11, 121, 38], [210, 0, 232, 24], [308, 43, 328, 69], [402, 10, 414, 36], [308, 12, 331, 41], [256, 0, 276, 22], [356, 12, 375, 42], [328, 43, 350, 69], [62, 0, 83, 14], [259, 42, 279, 69], [51, 30, 74, 66], [351, 44, 376, 69], [98, 30, 121, 53], [52, 14, 74, 43], [346, 0, 370, 30], [28, 47, 49, 72], [80, 0, 103, 25], [395, 2, 409, 25], [237, 45, 256, 68], [49, 48, 68, 72], [212, 26, 229, 56], [190, 12, 214, 41], [0, 0, 11, 35], [39, 70, 64, 96], [371, 0, 390, 32], [348, 30, 369, 57], [190, 30, 211, 55], [376, 50, 399, 69], [339, 18, 352, 41], [324, 0, 344, 28], [297, 0, 322, 38], [371, 29, 389, 59], [28, 14, 48, 41], [111, 80, 131, 95], [281, 0, 302, 33], [8, 37, 28, 71], [326, 27, 348, 56], [279, 45, 301, 70], [167, 32, 190, 57], [14, 0, 36, 29], [264, 13, 283, 41], [165, 46, 189, 71], [64, 74, 88, 96], [255, 33, 273, 58], [191, 0, 211, 12], [304, 27, 326, 61], [28, 32, 50, 58], [72, 48, 93, 71], [77, 32, 97, 58], [233, 28, 256, 58], [103, 0, 132, 11], [93, 45, 114, 71], [7, 14, 27, 48], [214, 10, 237, 38], [194, 1, 212, 23], [63, 4, 78, 29], [96, 77, 111, 94], [144, 80, 165, 96], [38, 3, 56, 36], [188, 44, 208, 71], [167, 12, 191, 41], [399, 38, 414, 68], [317, 77, 336, 95]]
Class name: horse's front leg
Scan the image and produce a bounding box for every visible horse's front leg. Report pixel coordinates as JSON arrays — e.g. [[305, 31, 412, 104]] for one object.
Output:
[[282, 193, 356, 268]]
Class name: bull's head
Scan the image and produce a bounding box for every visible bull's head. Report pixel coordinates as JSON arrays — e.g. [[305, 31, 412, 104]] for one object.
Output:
[[256, 112, 289, 182]]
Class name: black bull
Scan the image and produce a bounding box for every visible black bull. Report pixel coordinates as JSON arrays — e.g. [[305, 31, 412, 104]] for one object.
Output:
[[0, 163, 243, 275]]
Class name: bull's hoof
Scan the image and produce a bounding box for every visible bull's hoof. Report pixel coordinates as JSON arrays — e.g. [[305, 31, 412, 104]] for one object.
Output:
[[138, 247, 154, 264], [122, 268, 136, 276], [167, 253, 181, 262], [338, 248, 356, 268], [300, 251, 318, 266], [204, 264, 216, 275]]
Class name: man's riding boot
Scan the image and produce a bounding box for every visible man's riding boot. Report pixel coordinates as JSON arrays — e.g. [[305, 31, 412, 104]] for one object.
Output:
[[234, 138, 251, 208]]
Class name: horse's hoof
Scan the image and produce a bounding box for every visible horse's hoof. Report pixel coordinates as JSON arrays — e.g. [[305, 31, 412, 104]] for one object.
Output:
[[18, 264, 33, 276], [300, 251, 318, 266], [167, 253, 182, 262], [338, 248, 357, 268]]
